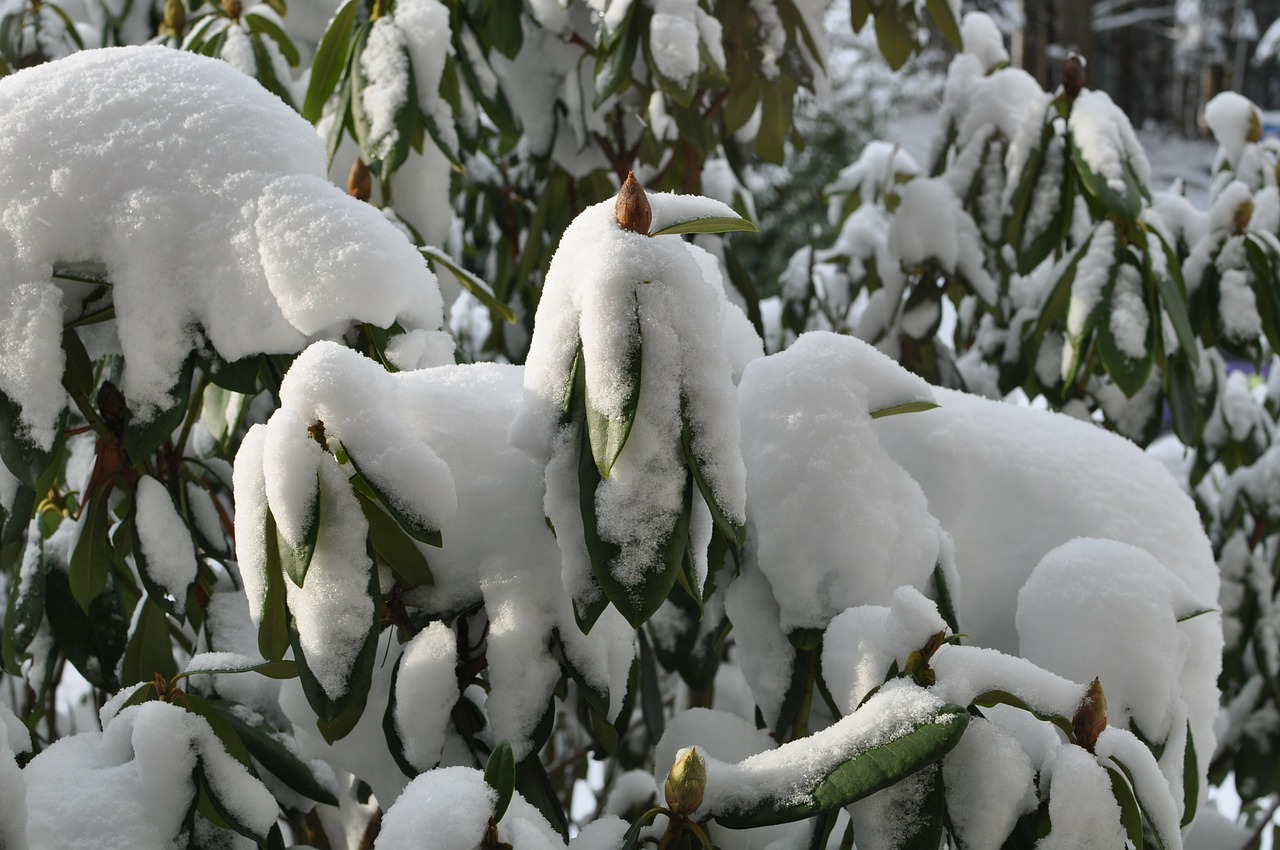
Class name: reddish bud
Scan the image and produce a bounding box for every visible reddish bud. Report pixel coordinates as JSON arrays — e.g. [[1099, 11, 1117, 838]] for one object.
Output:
[[1062, 53, 1087, 99], [1072, 677, 1108, 753], [615, 171, 652, 235], [348, 158, 372, 202]]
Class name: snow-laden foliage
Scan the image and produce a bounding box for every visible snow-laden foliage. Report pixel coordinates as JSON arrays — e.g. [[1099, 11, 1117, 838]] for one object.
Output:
[[0, 3, 1250, 849]]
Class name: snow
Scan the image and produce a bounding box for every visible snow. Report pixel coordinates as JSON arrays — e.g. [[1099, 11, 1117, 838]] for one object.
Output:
[[134, 475, 198, 604], [393, 621, 458, 772], [1063, 222, 1117, 378], [1068, 88, 1153, 191], [1035, 744, 1127, 849], [888, 178, 998, 304], [24, 701, 276, 849], [1205, 91, 1259, 167], [375, 767, 496, 850], [960, 11, 1009, 72], [941, 716, 1037, 850], [737, 332, 941, 632], [0, 46, 445, 451], [1094, 727, 1184, 849], [649, 0, 701, 86], [826, 141, 920, 212], [0, 701, 28, 850], [261, 408, 324, 549], [361, 16, 411, 161]]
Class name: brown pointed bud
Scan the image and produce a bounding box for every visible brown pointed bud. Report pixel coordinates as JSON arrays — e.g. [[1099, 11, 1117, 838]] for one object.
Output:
[[348, 157, 372, 202], [1062, 53, 1087, 99], [664, 747, 707, 816], [1248, 109, 1263, 144], [222, 0, 242, 20], [1072, 677, 1108, 753], [1234, 199, 1254, 233], [615, 171, 652, 235], [97, 381, 129, 436]]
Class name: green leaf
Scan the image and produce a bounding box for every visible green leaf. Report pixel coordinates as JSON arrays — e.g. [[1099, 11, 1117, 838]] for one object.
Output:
[[1069, 136, 1143, 220], [1106, 767, 1145, 850], [637, 629, 665, 744], [245, 10, 299, 66], [620, 808, 665, 850], [515, 755, 571, 842], [1004, 118, 1055, 272], [1182, 724, 1198, 828], [487, 0, 523, 58], [972, 689, 1074, 739], [381, 655, 420, 779], [346, 450, 442, 548], [258, 509, 291, 662], [850, 0, 872, 31], [327, 74, 354, 169], [131, 510, 193, 620], [680, 406, 745, 546], [593, 13, 640, 110], [873, 5, 915, 71], [290, 556, 381, 744], [281, 470, 320, 588], [124, 355, 194, 465], [924, 0, 963, 50], [1165, 353, 1203, 446], [45, 564, 127, 692], [171, 657, 298, 684], [714, 703, 969, 828], [355, 488, 434, 588], [584, 327, 641, 480], [1148, 227, 1198, 365], [649, 215, 759, 238], [0, 388, 56, 490], [930, 562, 960, 635], [122, 596, 178, 686], [419, 245, 515, 323], [1096, 267, 1153, 398], [213, 698, 340, 806], [4, 532, 46, 666], [69, 493, 111, 614], [870, 400, 940, 419], [484, 740, 517, 822]]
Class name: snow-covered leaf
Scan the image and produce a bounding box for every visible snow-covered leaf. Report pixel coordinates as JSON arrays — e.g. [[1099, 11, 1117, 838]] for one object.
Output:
[[420, 245, 514, 323]]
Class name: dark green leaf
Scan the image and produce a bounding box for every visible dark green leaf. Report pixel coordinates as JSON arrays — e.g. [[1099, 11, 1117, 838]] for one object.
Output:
[[347, 451, 443, 547], [1165, 353, 1203, 446], [1069, 136, 1142, 219], [69, 493, 111, 613], [1148, 228, 1198, 365], [515, 755, 570, 842], [122, 596, 177, 686], [1182, 723, 1198, 828], [0, 388, 56, 490], [4, 532, 46, 664], [259, 509, 291, 662], [715, 704, 969, 828], [680, 408, 745, 546], [924, 0, 963, 50], [45, 564, 126, 691], [281, 471, 320, 588], [171, 657, 299, 684], [637, 629, 665, 744], [487, 0, 523, 58], [382, 655, 420, 779], [303, 1, 355, 120], [930, 562, 960, 635], [1106, 767, 1145, 850], [213, 698, 340, 806], [649, 215, 759, 238], [850, 0, 872, 31], [869, 400, 940, 419], [355, 488, 434, 588], [124, 355, 194, 465], [972, 690, 1074, 739], [131, 510, 193, 620], [873, 5, 915, 71], [245, 10, 299, 66], [484, 739, 517, 822], [420, 245, 515, 323], [593, 14, 640, 110], [584, 326, 641, 480]]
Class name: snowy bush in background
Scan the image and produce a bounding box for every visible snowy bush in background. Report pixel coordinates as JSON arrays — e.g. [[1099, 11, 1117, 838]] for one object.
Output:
[[0, 1, 1261, 849]]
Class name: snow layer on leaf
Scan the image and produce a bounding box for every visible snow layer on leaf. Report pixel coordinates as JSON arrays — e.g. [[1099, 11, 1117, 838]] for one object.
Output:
[[888, 178, 997, 303], [1068, 88, 1153, 191], [1017, 538, 1193, 745], [1109, 262, 1150, 359], [872, 386, 1222, 780], [822, 586, 947, 714], [1094, 727, 1184, 849], [826, 141, 920, 211], [1063, 222, 1116, 376], [201, 589, 283, 721], [262, 408, 324, 548], [571, 817, 630, 850], [395, 0, 454, 152], [647, 192, 744, 235], [394, 621, 458, 772], [737, 332, 941, 631], [134, 474, 198, 602], [1205, 91, 1259, 167], [956, 67, 1042, 150], [696, 682, 956, 820], [376, 767, 496, 850], [0, 700, 26, 850], [649, 0, 700, 85], [655, 708, 775, 793], [961, 11, 1009, 72], [930, 643, 1086, 718], [286, 455, 375, 701], [1036, 744, 1128, 849], [361, 16, 411, 160], [723, 563, 794, 727], [942, 716, 1037, 850], [0, 47, 443, 448], [1219, 267, 1264, 342], [232, 424, 270, 624], [24, 701, 276, 849]]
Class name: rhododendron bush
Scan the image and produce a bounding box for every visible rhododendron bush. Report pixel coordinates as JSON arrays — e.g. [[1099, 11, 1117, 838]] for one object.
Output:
[[0, 2, 1244, 849]]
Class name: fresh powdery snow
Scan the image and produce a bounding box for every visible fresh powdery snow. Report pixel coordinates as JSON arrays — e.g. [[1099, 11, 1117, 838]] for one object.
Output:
[[133, 475, 198, 603], [0, 46, 445, 449]]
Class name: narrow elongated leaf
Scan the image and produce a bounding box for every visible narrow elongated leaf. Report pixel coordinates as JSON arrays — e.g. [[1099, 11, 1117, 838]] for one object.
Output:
[[637, 629, 665, 743], [715, 704, 970, 828], [382, 655, 420, 778], [355, 488, 434, 588], [280, 471, 320, 588], [44, 566, 126, 692], [1070, 136, 1143, 219], [213, 698, 340, 806], [1182, 724, 1198, 827], [4, 532, 46, 663], [924, 0, 962, 49], [0, 388, 55, 489], [649, 215, 758, 238], [419, 245, 515, 323], [69, 493, 111, 613], [345, 449, 442, 547], [244, 11, 299, 66], [680, 408, 744, 546], [515, 755, 570, 841], [870, 400, 940, 419], [1148, 228, 1198, 365], [593, 13, 640, 109], [131, 512, 191, 620], [873, 5, 915, 71], [1165, 353, 1203, 446], [484, 740, 517, 822], [172, 656, 298, 684], [125, 355, 194, 464], [122, 596, 178, 685], [584, 327, 641, 480], [1106, 767, 1145, 850], [258, 510, 290, 662]]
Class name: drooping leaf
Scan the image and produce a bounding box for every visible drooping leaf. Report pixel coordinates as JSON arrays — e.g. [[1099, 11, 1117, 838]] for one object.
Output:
[[515, 755, 570, 842], [244, 10, 299, 66], [4, 531, 46, 667], [593, 11, 641, 110], [873, 4, 915, 71], [45, 565, 127, 691], [584, 329, 641, 480], [280, 470, 320, 588], [1182, 724, 1198, 828], [355, 488, 434, 588], [484, 739, 517, 822], [69, 492, 111, 613], [649, 215, 759, 238], [213, 698, 340, 806], [1069, 136, 1143, 220], [714, 703, 970, 828], [122, 596, 178, 685], [420, 245, 515, 323], [258, 509, 291, 662], [346, 451, 442, 547], [637, 629, 665, 744], [680, 407, 744, 546], [924, 0, 963, 50], [1106, 767, 1145, 850], [382, 654, 420, 779], [0, 388, 56, 490], [124, 355, 194, 465]]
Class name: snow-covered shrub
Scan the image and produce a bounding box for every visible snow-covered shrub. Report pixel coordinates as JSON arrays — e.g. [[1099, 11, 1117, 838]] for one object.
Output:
[[0, 4, 1240, 850]]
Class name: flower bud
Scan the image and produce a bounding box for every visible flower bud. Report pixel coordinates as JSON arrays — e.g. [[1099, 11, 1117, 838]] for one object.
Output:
[[664, 747, 707, 816], [1248, 109, 1263, 144], [1062, 52, 1087, 99], [162, 0, 185, 37], [348, 157, 372, 202], [222, 0, 242, 20], [1233, 199, 1254, 233], [1072, 677, 1107, 753], [615, 171, 652, 235]]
